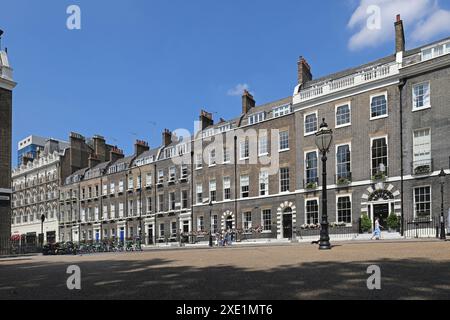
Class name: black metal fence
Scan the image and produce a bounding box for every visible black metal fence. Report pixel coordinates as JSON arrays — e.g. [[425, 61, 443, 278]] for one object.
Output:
[[296, 223, 360, 240], [0, 237, 41, 256], [403, 216, 441, 239]]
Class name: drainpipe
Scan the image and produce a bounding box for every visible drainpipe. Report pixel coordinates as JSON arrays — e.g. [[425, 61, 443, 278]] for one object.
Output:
[[154, 163, 158, 245], [399, 78, 406, 236], [234, 135, 238, 231], [190, 150, 194, 243]]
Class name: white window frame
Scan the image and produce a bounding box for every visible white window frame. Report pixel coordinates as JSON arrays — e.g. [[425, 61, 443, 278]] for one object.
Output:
[[239, 139, 250, 160], [273, 104, 292, 118], [335, 142, 352, 180], [279, 130, 290, 152], [412, 81, 431, 111], [304, 198, 320, 225], [413, 185, 432, 220], [195, 153, 203, 170], [261, 209, 272, 233], [259, 170, 269, 196], [209, 149, 216, 167], [240, 175, 250, 198], [370, 135, 389, 177], [279, 167, 290, 194], [369, 92, 388, 120], [248, 112, 266, 125], [223, 147, 231, 164], [336, 194, 352, 225], [242, 212, 252, 231], [223, 177, 231, 201], [335, 101, 352, 128], [258, 135, 269, 156], [304, 111, 318, 136], [304, 149, 319, 185]]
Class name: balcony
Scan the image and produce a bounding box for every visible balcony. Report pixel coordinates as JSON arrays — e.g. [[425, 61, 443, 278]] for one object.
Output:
[[303, 177, 319, 191], [335, 172, 352, 187], [294, 62, 399, 104], [412, 159, 433, 176]]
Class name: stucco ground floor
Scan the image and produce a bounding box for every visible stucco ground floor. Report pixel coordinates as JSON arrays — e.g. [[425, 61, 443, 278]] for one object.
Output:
[[59, 210, 193, 245], [58, 177, 450, 243], [11, 220, 58, 245]]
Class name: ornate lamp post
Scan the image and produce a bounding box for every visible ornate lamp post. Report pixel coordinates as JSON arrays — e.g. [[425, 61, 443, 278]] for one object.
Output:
[[209, 200, 213, 247], [315, 119, 333, 250], [438, 169, 447, 240]]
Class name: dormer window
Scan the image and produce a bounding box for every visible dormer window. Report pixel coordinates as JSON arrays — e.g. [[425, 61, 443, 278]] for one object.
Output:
[[273, 104, 291, 118], [248, 112, 266, 125]]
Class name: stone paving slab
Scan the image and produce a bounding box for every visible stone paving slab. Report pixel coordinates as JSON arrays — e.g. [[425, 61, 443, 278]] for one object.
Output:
[[0, 241, 449, 300]]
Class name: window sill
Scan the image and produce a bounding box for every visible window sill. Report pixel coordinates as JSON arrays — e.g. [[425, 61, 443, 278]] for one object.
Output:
[[335, 123, 351, 129], [258, 153, 269, 157], [240, 157, 250, 161], [304, 131, 317, 137], [412, 105, 431, 112], [279, 148, 290, 153], [370, 114, 388, 121]]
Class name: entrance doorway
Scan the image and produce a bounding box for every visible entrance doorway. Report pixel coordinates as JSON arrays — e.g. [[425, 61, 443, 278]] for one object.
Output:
[[373, 204, 389, 229], [226, 216, 233, 231], [148, 226, 154, 245], [282, 209, 293, 239]]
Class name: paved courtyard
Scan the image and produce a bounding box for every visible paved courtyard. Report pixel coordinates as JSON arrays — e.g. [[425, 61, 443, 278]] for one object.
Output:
[[0, 241, 449, 300]]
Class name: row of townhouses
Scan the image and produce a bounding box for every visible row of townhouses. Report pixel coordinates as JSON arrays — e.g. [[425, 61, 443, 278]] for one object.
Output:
[[9, 16, 450, 245]]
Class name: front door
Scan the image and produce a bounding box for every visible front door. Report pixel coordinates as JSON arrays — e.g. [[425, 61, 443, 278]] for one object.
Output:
[[226, 217, 233, 230], [148, 227, 153, 245], [283, 214, 293, 239], [373, 204, 389, 229]]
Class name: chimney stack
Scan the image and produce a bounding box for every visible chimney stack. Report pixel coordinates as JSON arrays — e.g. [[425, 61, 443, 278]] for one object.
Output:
[[297, 56, 312, 87], [199, 110, 214, 130], [162, 129, 172, 147], [395, 14, 405, 53], [242, 90, 255, 114], [88, 153, 101, 169], [110, 146, 124, 163], [92, 135, 106, 162], [134, 140, 150, 156]]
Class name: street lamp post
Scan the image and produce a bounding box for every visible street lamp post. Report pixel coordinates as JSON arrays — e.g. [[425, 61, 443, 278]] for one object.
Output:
[[439, 169, 447, 240], [40, 214, 46, 247], [209, 200, 213, 247], [315, 119, 333, 250]]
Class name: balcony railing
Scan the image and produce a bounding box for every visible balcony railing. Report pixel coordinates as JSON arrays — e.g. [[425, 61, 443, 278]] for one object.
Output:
[[412, 159, 433, 176], [294, 62, 399, 104]]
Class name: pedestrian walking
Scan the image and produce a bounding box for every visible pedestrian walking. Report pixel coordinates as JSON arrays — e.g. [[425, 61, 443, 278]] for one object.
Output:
[[371, 217, 382, 240]]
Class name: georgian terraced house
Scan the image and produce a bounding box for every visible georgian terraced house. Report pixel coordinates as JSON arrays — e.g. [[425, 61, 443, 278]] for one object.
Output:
[[12, 16, 450, 244]]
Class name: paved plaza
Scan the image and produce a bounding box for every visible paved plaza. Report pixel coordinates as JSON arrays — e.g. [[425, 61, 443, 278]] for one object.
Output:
[[0, 241, 449, 300]]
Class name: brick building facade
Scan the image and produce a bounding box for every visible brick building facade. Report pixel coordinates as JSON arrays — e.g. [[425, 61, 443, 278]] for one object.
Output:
[[50, 16, 450, 243]]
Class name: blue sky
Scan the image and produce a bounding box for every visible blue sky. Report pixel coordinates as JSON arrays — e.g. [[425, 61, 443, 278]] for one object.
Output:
[[2, 0, 450, 166]]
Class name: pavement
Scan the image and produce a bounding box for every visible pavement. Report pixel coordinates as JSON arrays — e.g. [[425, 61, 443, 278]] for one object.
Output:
[[0, 240, 449, 300]]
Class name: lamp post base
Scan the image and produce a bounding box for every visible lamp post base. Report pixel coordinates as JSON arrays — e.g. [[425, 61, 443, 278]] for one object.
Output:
[[440, 223, 446, 241], [209, 235, 213, 247], [319, 222, 331, 250]]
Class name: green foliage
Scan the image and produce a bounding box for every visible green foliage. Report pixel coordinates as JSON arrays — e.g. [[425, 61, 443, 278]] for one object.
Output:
[[360, 213, 372, 233], [387, 212, 400, 230]]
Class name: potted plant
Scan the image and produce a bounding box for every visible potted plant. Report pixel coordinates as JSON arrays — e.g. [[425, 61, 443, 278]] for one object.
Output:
[[306, 182, 318, 190], [337, 177, 350, 186], [387, 212, 400, 232], [371, 172, 386, 181], [360, 213, 372, 233]]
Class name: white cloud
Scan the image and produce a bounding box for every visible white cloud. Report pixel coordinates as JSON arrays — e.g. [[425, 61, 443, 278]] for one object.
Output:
[[227, 83, 250, 96], [347, 0, 450, 51]]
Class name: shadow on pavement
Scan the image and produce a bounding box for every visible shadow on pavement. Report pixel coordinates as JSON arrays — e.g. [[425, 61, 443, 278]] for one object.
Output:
[[0, 257, 448, 300]]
